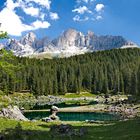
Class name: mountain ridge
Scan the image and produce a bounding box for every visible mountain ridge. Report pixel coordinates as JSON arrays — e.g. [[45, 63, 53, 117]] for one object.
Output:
[[1, 28, 139, 58]]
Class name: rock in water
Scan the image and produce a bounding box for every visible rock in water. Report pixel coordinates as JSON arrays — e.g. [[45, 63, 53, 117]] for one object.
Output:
[[49, 114, 59, 121], [51, 106, 59, 112], [42, 105, 59, 122], [0, 106, 28, 121], [49, 106, 59, 121]]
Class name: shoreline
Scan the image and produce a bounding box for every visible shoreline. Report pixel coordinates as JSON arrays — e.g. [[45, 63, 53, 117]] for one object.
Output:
[[24, 105, 109, 113], [24, 103, 139, 120]]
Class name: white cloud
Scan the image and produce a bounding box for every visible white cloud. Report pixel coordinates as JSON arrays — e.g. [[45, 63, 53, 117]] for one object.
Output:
[[26, 0, 51, 10], [5, 0, 19, 10], [73, 1, 105, 22], [23, 7, 40, 17], [32, 20, 50, 29], [0, 7, 31, 36], [73, 15, 80, 21], [0, 0, 51, 36], [76, 0, 95, 3], [40, 13, 45, 20], [72, 6, 92, 14], [50, 12, 59, 20], [95, 4, 105, 12], [73, 15, 89, 22], [96, 15, 103, 20]]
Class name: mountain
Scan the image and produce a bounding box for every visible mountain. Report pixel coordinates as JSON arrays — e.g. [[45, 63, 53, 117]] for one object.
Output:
[[3, 29, 139, 58]]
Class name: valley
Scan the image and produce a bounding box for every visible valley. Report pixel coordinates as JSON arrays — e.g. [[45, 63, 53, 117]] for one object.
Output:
[[1, 34, 140, 140], [0, 0, 140, 139]]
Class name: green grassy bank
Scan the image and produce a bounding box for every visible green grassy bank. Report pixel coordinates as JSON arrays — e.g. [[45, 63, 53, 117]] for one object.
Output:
[[0, 118, 140, 140]]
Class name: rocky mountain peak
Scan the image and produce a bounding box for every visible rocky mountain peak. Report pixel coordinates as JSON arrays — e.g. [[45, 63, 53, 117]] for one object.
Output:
[[25, 32, 36, 40], [87, 31, 94, 37], [63, 29, 79, 37], [7, 39, 19, 47], [54, 29, 85, 49], [20, 32, 36, 46]]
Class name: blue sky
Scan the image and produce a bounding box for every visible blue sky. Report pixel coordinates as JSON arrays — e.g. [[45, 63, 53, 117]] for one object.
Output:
[[0, 0, 140, 44]]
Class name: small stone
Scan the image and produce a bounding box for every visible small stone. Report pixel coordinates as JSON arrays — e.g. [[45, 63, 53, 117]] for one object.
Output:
[[42, 117, 52, 122]]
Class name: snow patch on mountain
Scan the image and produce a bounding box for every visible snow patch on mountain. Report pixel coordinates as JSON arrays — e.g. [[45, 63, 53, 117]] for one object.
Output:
[[121, 42, 139, 49]]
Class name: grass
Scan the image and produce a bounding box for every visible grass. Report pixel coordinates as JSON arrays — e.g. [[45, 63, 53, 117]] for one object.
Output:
[[60, 92, 96, 98], [0, 118, 140, 140], [0, 92, 96, 110], [59, 92, 97, 105], [0, 92, 36, 110], [64, 100, 92, 105]]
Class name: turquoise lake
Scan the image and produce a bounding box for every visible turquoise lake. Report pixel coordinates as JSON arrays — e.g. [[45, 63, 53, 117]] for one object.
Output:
[[24, 111, 120, 121]]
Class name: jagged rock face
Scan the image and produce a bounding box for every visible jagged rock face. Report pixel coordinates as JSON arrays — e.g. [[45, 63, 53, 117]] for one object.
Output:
[[54, 29, 86, 49], [6, 39, 34, 56], [85, 31, 94, 49], [3, 29, 139, 57], [92, 35, 128, 51], [53, 29, 136, 52], [20, 32, 36, 46]]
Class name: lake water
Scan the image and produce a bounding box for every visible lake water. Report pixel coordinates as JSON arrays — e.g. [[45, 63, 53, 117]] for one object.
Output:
[[24, 111, 120, 121]]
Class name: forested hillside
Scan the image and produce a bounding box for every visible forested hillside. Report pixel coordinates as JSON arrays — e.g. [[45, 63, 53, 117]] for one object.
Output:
[[0, 48, 140, 96]]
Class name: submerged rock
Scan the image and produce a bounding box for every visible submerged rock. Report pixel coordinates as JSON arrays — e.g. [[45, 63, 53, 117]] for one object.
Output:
[[0, 106, 28, 121]]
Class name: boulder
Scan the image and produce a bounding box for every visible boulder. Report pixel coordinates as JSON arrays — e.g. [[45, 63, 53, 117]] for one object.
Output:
[[0, 106, 28, 121], [42, 117, 52, 122], [51, 106, 59, 112], [50, 124, 88, 138], [49, 106, 59, 120], [49, 114, 59, 121], [42, 105, 59, 122]]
